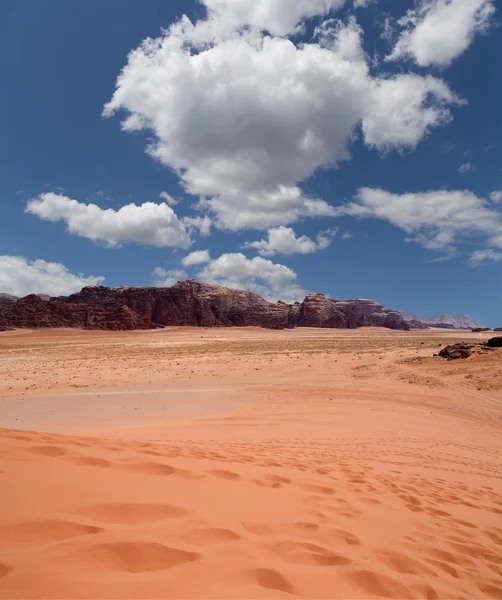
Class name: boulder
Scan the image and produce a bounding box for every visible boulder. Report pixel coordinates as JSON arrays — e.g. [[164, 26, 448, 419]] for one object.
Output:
[[485, 337, 502, 348], [437, 343, 473, 360]]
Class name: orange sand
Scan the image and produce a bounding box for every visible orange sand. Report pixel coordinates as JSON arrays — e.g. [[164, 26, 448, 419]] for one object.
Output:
[[0, 327, 501, 599]]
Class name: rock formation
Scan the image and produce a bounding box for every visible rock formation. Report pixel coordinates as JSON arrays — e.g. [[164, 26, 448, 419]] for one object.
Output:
[[401, 311, 483, 329], [437, 343, 474, 360], [0, 294, 18, 331], [0, 280, 409, 332], [435, 337, 502, 359]]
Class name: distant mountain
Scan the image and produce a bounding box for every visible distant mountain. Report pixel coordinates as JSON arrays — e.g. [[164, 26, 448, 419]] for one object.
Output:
[[401, 312, 483, 329], [401, 312, 425, 323]]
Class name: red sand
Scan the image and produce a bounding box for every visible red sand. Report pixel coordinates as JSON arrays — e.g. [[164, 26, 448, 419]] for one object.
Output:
[[0, 327, 501, 599]]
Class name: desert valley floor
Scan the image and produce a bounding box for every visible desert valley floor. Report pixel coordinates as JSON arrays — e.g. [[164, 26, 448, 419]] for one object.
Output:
[[0, 326, 501, 599]]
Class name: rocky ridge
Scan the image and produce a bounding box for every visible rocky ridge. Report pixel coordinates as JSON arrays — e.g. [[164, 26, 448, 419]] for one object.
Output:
[[0, 280, 409, 331], [401, 311, 483, 329]]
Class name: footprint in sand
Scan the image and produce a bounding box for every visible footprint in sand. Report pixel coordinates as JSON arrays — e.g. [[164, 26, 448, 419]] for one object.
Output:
[[176, 528, 242, 545], [296, 482, 335, 495], [0, 563, 13, 579], [253, 474, 291, 488], [374, 549, 437, 576], [76, 542, 199, 573], [208, 469, 241, 480], [64, 456, 112, 468], [76, 502, 190, 525], [244, 568, 296, 595], [26, 445, 67, 458], [119, 460, 203, 479], [242, 521, 319, 538], [345, 569, 415, 599], [271, 540, 352, 567], [331, 528, 361, 546], [0, 519, 102, 545]]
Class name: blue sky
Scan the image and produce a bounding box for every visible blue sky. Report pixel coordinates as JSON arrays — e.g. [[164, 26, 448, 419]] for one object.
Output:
[[0, 0, 501, 325]]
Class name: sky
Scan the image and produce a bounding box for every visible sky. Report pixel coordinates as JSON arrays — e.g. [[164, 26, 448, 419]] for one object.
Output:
[[0, 0, 501, 326]]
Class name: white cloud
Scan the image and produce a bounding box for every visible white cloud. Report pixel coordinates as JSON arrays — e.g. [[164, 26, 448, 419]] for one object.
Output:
[[387, 0, 495, 67], [182, 215, 213, 236], [181, 250, 211, 267], [26, 193, 192, 249], [151, 267, 187, 287], [340, 187, 502, 255], [489, 191, 502, 203], [469, 249, 502, 265], [203, 0, 344, 37], [201, 186, 337, 231], [354, 0, 375, 6], [458, 162, 473, 173], [243, 226, 336, 256], [342, 231, 353, 239], [0, 256, 104, 297], [197, 253, 307, 302], [361, 75, 460, 151], [159, 191, 179, 206], [104, 15, 460, 231]]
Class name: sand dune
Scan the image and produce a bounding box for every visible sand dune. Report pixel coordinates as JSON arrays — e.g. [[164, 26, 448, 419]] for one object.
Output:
[[0, 327, 501, 598]]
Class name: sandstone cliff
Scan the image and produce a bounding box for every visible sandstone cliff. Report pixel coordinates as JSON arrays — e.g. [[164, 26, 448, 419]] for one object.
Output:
[[0, 280, 409, 331]]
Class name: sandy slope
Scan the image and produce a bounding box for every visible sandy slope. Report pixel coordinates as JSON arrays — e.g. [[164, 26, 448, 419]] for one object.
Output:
[[0, 327, 501, 599]]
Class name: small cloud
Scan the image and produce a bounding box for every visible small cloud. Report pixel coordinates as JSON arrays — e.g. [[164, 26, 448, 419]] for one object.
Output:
[[242, 226, 336, 257], [26, 193, 192, 249], [182, 250, 211, 267], [469, 249, 502, 266], [463, 149, 472, 157], [428, 255, 454, 263], [151, 267, 187, 287], [484, 144, 495, 152], [442, 143, 455, 154], [0, 255, 104, 296], [88, 190, 115, 204], [489, 191, 502, 203], [159, 192, 179, 206], [457, 162, 473, 173], [341, 231, 352, 239]]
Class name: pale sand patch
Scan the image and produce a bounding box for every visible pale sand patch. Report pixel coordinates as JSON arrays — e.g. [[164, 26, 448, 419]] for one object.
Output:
[[0, 327, 501, 598]]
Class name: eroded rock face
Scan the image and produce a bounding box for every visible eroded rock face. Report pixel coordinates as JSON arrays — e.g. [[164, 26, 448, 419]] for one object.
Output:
[[0, 280, 409, 331], [438, 343, 473, 360], [0, 294, 18, 330], [4, 294, 156, 331], [297, 295, 407, 330]]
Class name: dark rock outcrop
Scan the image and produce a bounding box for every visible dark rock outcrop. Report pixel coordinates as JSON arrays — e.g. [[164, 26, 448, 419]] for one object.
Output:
[[472, 327, 491, 333], [438, 343, 473, 360], [0, 280, 409, 332], [436, 337, 502, 359], [5, 294, 156, 331], [297, 294, 406, 330], [406, 319, 430, 330], [0, 294, 18, 331]]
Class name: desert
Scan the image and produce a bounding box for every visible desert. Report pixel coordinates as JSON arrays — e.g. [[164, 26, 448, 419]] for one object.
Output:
[[1, 325, 501, 599]]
